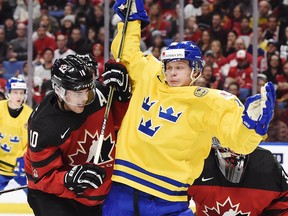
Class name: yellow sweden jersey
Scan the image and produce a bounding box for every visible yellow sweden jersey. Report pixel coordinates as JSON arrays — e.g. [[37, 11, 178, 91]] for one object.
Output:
[[111, 21, 265, 202], [0, 100, 32, 176]]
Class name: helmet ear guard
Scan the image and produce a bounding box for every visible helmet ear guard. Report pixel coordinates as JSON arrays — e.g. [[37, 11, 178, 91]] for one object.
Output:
[[53, 82, 66, 100]]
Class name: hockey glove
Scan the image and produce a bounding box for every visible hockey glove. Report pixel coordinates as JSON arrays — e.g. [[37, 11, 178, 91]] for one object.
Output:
[[242, 82, 276, 135], [14, 157, 25, 177], [114, 0, 150, 28], [102, 60, 131, 102], [64, 163, 106, 194]]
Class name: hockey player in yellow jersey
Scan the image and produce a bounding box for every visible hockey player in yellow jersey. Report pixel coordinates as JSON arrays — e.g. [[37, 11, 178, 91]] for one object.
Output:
[[102, 1, 276, 215], [0, 77, 32, 192]]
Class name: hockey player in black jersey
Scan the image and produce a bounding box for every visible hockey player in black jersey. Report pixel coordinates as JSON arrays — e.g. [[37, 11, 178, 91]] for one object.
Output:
[[24, 54, 131, 216], [188, 137, 288, 216]]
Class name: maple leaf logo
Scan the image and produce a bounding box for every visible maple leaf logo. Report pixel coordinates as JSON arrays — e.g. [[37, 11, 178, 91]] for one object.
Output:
[[203, 197, 250, 216], [68, 129, 115, 166]]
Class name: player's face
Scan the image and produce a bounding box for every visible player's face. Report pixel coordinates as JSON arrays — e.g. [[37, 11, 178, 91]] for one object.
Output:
[[8, 89, 26, 109], [63, 89, 92, 113], [165, 60, 192, 87]]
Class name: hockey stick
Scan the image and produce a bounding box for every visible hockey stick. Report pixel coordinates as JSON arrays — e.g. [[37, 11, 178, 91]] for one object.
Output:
[[94, 0, 133, 164], [0, 185, 27, 195]]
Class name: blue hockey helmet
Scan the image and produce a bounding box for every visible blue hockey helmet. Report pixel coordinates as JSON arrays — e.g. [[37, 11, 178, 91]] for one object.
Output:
[[161, 41, 203, 71], [5, 77, 27, 106], [6, 77, 27, 93], [161, 41, 204, 85]]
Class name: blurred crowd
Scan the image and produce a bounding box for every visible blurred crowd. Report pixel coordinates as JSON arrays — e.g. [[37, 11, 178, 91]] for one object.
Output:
[[0, 0, 288, 141]]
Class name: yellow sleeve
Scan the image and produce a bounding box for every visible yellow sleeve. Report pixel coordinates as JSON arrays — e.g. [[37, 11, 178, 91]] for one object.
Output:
[[200, 89, 266, 154]]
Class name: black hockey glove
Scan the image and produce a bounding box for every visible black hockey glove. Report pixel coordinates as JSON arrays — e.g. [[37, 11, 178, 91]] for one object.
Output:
[[102, 60, 131, 102], [64, 163, 106, 194]]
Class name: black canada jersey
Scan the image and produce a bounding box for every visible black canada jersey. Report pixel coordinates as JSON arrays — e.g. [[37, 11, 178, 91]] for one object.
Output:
[[188, 147, 288, 216], [24, 82, 128, 206]]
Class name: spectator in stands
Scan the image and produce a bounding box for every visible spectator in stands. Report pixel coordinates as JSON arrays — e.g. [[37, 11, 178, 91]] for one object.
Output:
[[33, 48, 54, 105], [276, 60, 288, 102], [75, 11, 89, 37], [196, 1, 212, 28], [0, 0, 13, 25], [0, 67, 6, 100], [59, 14, 75, 38], [279, 26, 288, 61], [259, 39, 280, 73], [228, 49, 253, 90], [86, 26, 97, 49], [238, 0, 253, 17], [33, 14, 59, 36], [42, 0, 67, 11], [0, 27, 8, 63], [143, 3, 171, 46], [210, 39, 227, 73], [237, 16, 253, 48], [184, 16, 202, 43], [33, 25, 56, 60], [34, 48, 53, 83], [226, 81, 241, 100], [91, 5, 104, 31], [194, 77, 207, 87], [257, 74, 268, 94], [263, 14, 280, 41], [13, 0, 40, 24], [144, 31, 167, 57], [67, 26, 89, 54], [196, 29, 212, 55], [74, 0, 95, 27], [166, 2, 180, 39], [95, 26, 105, 46], [247, 26, 267, 57], [210, 13, 228, 47], [53, 34, 75, 62], [63, 3, 74, 17], [265, 101, 288, 142], [229, 4, 244, 34], [201, 64, 220, 89], [203, 50, 221, 78], [7, 23, 28, 61], [263, 54, 283, 84], [223, 30, 237, 57], [91, 43, 104, 79], [184, 0, 203, 19], [252, 0, 272, 30], [3, 17, 17, 42], [226, 37, 252, 69]]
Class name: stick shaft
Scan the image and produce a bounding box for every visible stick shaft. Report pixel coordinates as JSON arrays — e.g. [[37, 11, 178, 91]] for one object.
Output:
[[94, 0, 133, 163], [0, 186, 27, 195]]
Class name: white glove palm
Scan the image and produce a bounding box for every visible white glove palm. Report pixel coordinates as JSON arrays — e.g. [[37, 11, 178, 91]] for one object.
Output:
[[242, 82, 276, 135]]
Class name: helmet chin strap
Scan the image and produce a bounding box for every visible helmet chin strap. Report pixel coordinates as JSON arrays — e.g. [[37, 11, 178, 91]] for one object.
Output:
[[189, 68, 202, 86]]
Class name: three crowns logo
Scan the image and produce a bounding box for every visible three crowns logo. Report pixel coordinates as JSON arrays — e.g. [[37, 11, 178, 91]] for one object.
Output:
[[138, 118, 161, 137], [159, 106, 182, 123], [142, 97, 156, 111]]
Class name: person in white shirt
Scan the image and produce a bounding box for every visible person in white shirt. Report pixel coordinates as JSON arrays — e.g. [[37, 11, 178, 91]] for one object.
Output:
[[53, 34, 75, 62]]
